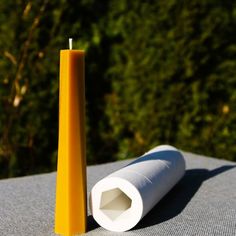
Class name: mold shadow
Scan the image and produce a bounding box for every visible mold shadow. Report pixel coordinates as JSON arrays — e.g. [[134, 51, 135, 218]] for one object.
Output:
[[135, 165, 235, 229]]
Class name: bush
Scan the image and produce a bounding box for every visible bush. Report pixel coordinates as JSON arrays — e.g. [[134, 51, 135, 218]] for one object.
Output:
[[0, 0, 236, 178], [106, 0, 236, 161]]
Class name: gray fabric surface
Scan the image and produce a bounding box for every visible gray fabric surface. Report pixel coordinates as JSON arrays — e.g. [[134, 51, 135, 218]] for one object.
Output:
[[0, 152, 235, 236]]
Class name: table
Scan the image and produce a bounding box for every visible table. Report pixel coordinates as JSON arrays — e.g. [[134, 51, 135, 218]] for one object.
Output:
[[0, 151, 235, 235]]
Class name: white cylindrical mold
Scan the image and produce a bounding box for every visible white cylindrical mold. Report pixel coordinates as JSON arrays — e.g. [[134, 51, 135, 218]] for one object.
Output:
[[90, 145, 185, 232]]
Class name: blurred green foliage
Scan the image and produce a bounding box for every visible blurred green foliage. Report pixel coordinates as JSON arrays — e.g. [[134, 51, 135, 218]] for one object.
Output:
[[0, 0, 236, 178]]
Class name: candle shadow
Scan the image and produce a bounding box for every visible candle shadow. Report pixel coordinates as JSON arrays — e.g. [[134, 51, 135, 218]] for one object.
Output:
[[87, 214, 99, 232], [134, 164, 235, 230]]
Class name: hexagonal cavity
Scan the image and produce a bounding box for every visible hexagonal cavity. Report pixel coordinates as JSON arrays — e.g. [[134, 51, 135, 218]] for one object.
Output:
[[99, 188, 132, 221]]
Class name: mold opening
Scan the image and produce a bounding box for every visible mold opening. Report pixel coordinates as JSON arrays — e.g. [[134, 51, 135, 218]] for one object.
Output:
[[99, 188, 132, 221]]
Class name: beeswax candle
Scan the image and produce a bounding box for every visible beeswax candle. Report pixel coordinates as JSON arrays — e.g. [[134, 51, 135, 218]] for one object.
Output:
[[55, 39, 87, 235]]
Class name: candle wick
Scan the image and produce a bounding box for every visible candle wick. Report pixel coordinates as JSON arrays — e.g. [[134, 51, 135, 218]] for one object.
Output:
[[69, 38, 73, 50]]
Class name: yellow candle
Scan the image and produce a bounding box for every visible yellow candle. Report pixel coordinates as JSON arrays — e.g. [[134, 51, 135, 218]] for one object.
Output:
[[55, 39, 87, 235]]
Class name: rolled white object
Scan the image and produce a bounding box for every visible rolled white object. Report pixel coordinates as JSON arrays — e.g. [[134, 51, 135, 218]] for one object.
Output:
[[90, 145, 185, 232]]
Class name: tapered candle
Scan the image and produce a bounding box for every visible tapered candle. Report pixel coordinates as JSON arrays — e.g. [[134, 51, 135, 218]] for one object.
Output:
[[55, 39, 87, 235]]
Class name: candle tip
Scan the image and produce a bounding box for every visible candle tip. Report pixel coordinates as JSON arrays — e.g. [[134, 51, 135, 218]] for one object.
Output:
[[69, 38, 73, 50]]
